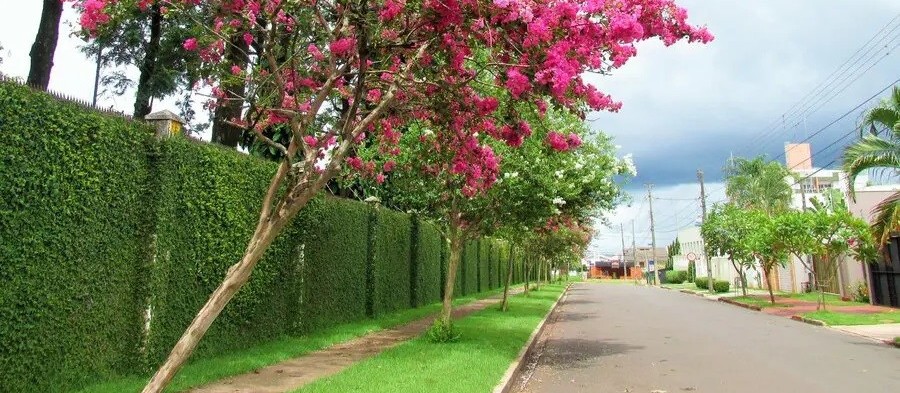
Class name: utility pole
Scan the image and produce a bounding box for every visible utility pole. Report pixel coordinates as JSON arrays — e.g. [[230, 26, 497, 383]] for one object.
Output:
[[620, 223, 627, 280], [631, 220, 637, 283], [698, 170, 714, 294], [647, 184, 657, 286]]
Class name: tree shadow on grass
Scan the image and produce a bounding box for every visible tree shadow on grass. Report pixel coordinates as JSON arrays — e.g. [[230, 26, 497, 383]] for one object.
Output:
[[538, 338, 644, 369]]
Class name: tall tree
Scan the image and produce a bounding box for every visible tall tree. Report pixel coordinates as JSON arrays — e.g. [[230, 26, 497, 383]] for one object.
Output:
[[27, 0, 64, 90], [76, 1, 711, 390], [77, 0, 197, 119], [842, 86, 900, 245], [725, 156, 793, 216]]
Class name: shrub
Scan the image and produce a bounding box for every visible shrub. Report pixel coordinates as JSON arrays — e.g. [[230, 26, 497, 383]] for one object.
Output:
[[666, 270, 689, 284], [851, 281, 870, 303], [713, 280, 730, 293], [414, 220, 443, 307], [687, 261, 696, 282], [426, 320, 460, 343], [695, 277, 709, 290]]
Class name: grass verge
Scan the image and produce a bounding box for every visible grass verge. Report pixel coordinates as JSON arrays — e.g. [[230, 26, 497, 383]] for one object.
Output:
[[294, 283, 567, 393], [729, 296, 792, 309], [783, 292, 868, 307], [76, 286, 520, 393], [801, 310, 900, 326]]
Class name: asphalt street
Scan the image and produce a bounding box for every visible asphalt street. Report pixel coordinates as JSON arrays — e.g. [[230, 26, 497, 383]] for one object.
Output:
[[516, 282, 900, 393]]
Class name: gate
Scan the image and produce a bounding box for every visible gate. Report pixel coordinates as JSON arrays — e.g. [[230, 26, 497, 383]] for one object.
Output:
[[870, 235, 900, 308]]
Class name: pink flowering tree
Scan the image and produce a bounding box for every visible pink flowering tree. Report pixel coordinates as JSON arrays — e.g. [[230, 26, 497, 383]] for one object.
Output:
[[349, 104, 633, 325], [76, 0, 710, 390]]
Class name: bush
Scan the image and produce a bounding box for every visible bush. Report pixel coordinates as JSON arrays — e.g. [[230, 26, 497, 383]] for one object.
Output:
[[414, 220, 443, 307], [695, 277, 709, 290], [666, 270, 688, 284], [713, 280, 730, 293], [852, 281, 870, 303]]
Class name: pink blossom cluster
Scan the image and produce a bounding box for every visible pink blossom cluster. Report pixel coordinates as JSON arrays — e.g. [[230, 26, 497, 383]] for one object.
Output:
[[72, 0, 711, 199], [545, 131, 582, 152]]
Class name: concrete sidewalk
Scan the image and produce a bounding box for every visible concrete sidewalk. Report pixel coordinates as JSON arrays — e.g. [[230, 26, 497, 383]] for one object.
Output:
[[832, 323, 900, 344]]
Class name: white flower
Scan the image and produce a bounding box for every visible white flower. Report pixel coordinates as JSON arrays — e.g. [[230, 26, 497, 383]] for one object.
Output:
[[553, 197, 567, 206], [364, 196, 381, 203], [503, 171, 519, 179], [555, 170, 565, 178], [574, 162, 585, 170], [423, 129, 434, 137]]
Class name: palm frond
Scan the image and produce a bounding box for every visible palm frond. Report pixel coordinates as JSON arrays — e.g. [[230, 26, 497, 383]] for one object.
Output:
[[842, 135, 900, 198], [870, 191, 900, 246]]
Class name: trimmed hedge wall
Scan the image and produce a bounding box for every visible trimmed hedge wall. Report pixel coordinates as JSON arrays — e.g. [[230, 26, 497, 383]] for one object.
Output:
[[0, 81, 527, 392], [414, 220, 443, 307], [372, 208, 412, 315], [0, 82, 153, 391], [464, 240, 479, 295]]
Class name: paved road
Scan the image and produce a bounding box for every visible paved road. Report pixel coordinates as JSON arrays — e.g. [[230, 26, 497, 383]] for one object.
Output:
[[516, 283, 900, 393]]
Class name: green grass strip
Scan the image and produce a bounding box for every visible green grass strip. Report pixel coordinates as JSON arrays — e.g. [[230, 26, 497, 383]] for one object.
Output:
[[802, 310, 900, 326], [76, 286, 519, 393], [295, 283, 567, 393]]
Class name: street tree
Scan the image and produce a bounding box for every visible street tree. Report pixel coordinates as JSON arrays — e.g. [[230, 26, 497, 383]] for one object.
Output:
[[744, 209, 787, 304], [76, 1, 711, 390], [701, 203, 756, 296], [805, 193, 877, 310]]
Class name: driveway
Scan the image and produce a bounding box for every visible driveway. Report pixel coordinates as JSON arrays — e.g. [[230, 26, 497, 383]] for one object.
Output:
[[515, 283, 900, 393]]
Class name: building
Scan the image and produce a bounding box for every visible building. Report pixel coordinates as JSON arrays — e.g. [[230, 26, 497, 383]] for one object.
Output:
[[780, 143, 898, 298]]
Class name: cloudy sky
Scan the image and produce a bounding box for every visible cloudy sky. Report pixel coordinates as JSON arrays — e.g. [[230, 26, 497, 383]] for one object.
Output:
[[1, 1, 899, 258]]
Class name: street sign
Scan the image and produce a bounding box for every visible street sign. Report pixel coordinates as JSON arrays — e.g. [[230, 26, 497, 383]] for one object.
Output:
[[611, 262, 620, 269], [686, 252, 697, 261]]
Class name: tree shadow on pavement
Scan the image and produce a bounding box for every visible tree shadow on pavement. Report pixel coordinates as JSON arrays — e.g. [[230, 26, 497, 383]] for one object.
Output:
[[539, 338, 644, 369], [554, 311, 598, 323]]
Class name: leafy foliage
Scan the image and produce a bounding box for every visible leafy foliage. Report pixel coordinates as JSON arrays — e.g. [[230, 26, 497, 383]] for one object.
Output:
[[0, 80, 153, 392], [694, 277, 709, 290], [665, 270, 689, 284], [725, 156, 793, 216], [713, 280, 731, 293]]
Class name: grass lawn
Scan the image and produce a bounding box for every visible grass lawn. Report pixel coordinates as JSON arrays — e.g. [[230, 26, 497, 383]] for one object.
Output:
[[802, 310, 900, 326], [294, 284, 567, 393], [76, 286, 520, 393], [729, 296, 792, 309], [783, 292, 868, 307]]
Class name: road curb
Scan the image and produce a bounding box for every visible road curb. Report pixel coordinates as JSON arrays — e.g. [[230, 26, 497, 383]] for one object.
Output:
[[790, 315, 827, 326], [492, 283, 571, 393], [718, 297, 762, 311]]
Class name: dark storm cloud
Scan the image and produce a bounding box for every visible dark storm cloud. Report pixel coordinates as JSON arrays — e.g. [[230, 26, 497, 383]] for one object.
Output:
[[586, 0, 900, 187]]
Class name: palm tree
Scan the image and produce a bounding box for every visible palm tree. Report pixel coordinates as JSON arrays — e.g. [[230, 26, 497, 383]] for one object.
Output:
[[842, 86, 900, 245], [725, 156, 793, 217]]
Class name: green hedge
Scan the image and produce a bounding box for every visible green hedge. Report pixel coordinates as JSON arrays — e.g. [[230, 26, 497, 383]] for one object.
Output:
[[414, 220, 443, 307], [479, 241, 490, 291], [299, 197, 370, 331], [713, 280, 731, 293], [0, 82, 153, 391], [0, 81, 527, 392], [463, 240, 479, 295], [148, 137, 309, 364], [372, 208, 412, 315], [695, 277, 709, 290]]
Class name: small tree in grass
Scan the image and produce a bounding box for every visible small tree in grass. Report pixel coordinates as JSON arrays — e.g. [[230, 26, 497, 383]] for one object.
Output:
[[805, 192, 876, 310], [75, 0, 711, 390], [744, 210, 788, 304], [702, 203, 757, 296]]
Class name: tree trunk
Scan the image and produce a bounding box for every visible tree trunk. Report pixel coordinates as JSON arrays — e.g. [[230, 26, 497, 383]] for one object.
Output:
[[133, 4, 163, 119], [501, 247, 514, 312], [523, 254, 530, 296], [438, 226, 463, 328], [211, 35, 250, 148], [27, 0, 64, 90], [763, 263, 775, 304], [142, 165, 308, 393]]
